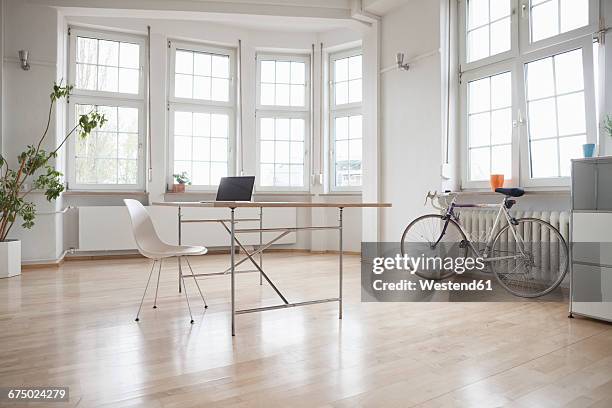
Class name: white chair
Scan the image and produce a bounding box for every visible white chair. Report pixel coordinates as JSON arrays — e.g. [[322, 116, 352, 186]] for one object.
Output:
[[124, 199, 208, 324]]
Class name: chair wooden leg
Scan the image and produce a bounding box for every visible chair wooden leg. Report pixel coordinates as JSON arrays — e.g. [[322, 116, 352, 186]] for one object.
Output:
[[135, 260, 156, 322]]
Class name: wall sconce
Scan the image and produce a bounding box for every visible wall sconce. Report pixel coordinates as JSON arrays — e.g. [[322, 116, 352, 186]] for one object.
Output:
[[396, 52, 410, 71], [18, 50, 30, 71]]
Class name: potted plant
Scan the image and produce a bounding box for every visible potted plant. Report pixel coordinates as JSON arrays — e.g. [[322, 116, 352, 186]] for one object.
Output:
[[172, 172, 191, 193], [0, 83, 105, 278]]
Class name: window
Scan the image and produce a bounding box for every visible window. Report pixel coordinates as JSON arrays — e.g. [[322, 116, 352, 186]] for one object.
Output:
[[256, 54, 309, 190], [168, 41, 235, 190], [330, 49, 362, 190], [68, 28, 145, 190], [460, 1, 597, 189]]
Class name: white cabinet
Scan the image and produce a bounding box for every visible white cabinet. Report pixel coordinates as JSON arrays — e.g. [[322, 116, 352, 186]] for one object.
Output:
[[570, 157, 612, 322]]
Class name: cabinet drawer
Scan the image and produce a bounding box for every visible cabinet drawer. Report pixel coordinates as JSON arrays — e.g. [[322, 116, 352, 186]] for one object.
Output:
[[572, 263, 612, 302]]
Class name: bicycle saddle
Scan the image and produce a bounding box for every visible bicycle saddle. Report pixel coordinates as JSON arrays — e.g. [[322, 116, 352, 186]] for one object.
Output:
[[495, 187, 525, 197]]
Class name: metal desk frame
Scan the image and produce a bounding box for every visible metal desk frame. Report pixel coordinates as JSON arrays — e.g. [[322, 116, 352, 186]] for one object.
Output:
[[175, 205, 344, 336]]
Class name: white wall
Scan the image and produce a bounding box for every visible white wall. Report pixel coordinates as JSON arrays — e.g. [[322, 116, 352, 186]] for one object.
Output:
[[379, 0, 443, 241]]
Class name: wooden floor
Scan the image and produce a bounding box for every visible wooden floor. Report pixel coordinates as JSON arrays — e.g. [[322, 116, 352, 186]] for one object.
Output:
[[1, 253, 611, 408]]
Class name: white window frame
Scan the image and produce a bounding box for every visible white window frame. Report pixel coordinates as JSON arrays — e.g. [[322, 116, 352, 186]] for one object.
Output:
[[255, 53, 310, 192], [67, 27, 146, 191], [329, 48, 363, 192], [459, 0, 599, 190], [167, 40, 236, 191], [459, 0, 520, 72]]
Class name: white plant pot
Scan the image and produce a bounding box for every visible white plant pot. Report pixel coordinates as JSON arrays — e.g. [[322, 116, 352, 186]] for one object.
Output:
[[0, 239, 21, 278]]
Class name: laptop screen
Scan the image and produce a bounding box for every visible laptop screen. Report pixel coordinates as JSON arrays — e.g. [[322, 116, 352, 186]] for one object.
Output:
[[215, 176, 255, 201]]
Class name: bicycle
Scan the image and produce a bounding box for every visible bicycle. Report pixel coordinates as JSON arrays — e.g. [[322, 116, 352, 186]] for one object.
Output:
[[400, 188, 569, 298]]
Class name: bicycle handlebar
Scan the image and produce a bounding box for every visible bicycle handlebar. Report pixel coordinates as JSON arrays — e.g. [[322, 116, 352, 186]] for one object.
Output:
[[424, 190, 456, 211]]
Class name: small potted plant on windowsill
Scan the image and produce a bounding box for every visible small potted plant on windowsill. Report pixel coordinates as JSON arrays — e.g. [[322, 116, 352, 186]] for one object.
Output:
[[0, 83, 105, 278], [172, 172, 191, 193]]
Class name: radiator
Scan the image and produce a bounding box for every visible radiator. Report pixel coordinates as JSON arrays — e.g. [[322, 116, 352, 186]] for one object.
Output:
[[78, 206, 297, 251], [456, 209, 570, 244]]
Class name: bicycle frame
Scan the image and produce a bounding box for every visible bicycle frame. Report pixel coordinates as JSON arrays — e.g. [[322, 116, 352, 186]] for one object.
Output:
[[436, 196, 528, 262]]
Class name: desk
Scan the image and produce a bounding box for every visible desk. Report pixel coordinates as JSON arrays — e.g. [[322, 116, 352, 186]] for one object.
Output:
[[153, 201, 391, 335]]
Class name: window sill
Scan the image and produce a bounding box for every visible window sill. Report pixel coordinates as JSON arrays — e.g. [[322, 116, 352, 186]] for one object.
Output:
[[457, 187, 570, 195], [164, 191, 315, 198], [64, 190, 148, 197], [318, 192, 362, 197]]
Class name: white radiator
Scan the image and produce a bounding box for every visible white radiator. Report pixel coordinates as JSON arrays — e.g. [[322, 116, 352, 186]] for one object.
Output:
[[78, 206, 296, 251], [457, 209, 570, 243]]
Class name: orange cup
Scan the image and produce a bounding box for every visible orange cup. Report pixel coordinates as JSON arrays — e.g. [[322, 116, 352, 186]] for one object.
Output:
[[489, 174, 504, 191]]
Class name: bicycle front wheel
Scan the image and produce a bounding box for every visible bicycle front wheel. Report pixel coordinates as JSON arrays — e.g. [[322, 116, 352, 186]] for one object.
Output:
[[490, 218, 569, 298], [400, 214, 469, 280]]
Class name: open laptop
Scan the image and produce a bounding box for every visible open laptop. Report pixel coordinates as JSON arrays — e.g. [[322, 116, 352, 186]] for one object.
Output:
[[201, 176, 255, 203]]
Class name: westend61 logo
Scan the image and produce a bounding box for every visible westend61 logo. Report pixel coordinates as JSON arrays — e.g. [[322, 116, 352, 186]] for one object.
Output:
[[372, 254, 485, 275]]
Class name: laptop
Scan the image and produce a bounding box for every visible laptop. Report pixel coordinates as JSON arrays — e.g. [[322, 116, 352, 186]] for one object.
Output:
[[202, 176, 255, 203]]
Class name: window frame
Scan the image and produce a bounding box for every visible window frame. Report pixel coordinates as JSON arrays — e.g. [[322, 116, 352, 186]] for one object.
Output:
[[167, 40, 236, 191], [67, 27, 147, 191], [459, 0, 520, 72], [459, 0, 599, 190], [255, 53, 311, 192], [329, 48, 363, 192]]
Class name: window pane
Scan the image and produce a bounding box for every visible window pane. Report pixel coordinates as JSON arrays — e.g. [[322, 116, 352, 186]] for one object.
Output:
[[175, 74, 193, 98], [261, 61, 275, 83], [193, 113, 211, 137], [531, 1, 559, 42], [120, 42, 139, 69], [336, 140, 349, 161], [118, 133, 138, 159], [96, 132, 117, 158], [467, 26, 490, 62], [490, 72, 511, 109], [468, 0, 489, 29], [491, 108, 512, 145], [211, 114, 228, 138], [261, 141, 274, 163], [193, 76, 212, 100], [336, 117, 349, 140], [290, 119, 305, 141], [469, 112, 491, 147], [175, 50, 193, 74], [290, 165, 303, 187], [211, 138, 228, 162], [526, 57, 555, 100], [349, 139, 362, 161], [560, 0, 589, 33], [491, 144, 512, 179], [469, 147, 490, 181], [194, 53, 212, 76], [291, 62, 305, 84], [96, 159, 117, 184], [211, 55, 230, 78], [211, 78, 229, 101], [468, 77, 490, 113], [554, 49, 583, 94], [290, 84, 305, 106], [261, 83, 275, 105], [275, 118, 290, 140], [335, 58, 348, 82], [260, 164, 274, 186], [528, 98, 557, 140], [118, 106, 139, 133], [349, 115, 362, 139], [348, 79, 362, 103], [276, 61, 290, 83], [290, 141, 304, 163], [76, 64, 97, 90], [174, 136, 192, 161], [490, 0, 511, 20], [335, 81, 348, 105], [193, 138, 210, 161], [77, 37, 97, 64], [348, 55, 362, 80], [98, 40, 118, 67], [192, 162, 210, 185], [530, 139, 558, 178], [274, 164, 290, 185], [174, 112, 193, 135], [490, 18, 511, 56], [261, 118, 275, 140], [119, 68, 139, 94], [98, 66, 118, 92], [275, 84, 290, 105], [98, 106, 118, 131], [118, 159, 137, 184], [557, 92, 586, 136]]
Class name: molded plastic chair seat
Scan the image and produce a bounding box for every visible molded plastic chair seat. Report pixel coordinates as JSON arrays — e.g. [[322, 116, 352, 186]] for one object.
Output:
[[124, 199, 208, 260], [494, 187, 525, 197]]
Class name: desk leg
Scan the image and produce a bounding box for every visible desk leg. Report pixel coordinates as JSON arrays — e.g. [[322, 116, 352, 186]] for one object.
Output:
[[259, 207, 263, 286], [231, 208, 236, 336], [339, 207, 343, 320], [178, 206, 182, 294]]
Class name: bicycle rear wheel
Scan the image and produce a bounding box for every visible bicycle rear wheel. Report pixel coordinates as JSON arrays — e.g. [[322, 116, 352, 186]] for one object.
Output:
[[400, 214, 469, 280], [490, 218, 568, 298]]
